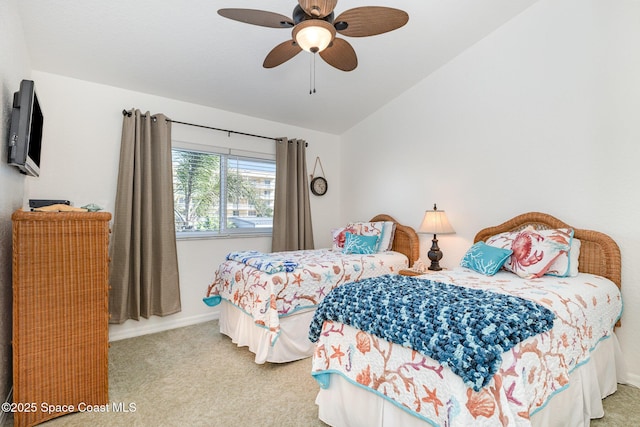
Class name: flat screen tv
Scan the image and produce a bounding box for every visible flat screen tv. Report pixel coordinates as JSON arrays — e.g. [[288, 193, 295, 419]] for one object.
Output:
[[7, 79, 43, 177]]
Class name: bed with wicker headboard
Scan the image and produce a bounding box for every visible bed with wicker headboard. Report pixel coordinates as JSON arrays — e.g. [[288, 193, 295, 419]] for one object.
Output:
[[312, 212, 624, 427], [203, 213, 419, 364], [475, 211, 621, 290], [370, 213, 420, 267]]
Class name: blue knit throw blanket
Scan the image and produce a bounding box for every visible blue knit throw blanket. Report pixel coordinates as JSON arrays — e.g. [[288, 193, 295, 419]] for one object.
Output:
[[308, 274, 555, 391]]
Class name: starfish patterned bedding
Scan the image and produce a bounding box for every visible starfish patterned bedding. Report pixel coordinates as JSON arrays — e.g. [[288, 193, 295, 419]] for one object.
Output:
[[204, 248, 409, 344], [310, 268, 622, 426]]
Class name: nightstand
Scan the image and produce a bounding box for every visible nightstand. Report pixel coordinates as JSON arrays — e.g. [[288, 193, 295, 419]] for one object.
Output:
[[399, 268, 447, 276], [399, 269, 426, 276]]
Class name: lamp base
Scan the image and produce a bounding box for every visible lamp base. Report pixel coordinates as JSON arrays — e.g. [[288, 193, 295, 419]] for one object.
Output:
[[427, 235, 443, 271]]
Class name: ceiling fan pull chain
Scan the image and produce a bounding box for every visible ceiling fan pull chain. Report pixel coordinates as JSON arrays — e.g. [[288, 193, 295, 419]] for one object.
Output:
[[309, 53, 313, 95], [309, 53, 317, 95], [313, 53, 317, 94]]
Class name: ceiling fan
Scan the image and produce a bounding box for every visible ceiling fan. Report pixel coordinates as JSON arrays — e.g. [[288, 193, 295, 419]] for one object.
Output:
[[218, 1, 409, 72]]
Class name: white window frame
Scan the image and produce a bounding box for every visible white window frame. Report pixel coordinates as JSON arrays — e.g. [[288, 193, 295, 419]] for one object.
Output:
[[172, 140, 276, 240]]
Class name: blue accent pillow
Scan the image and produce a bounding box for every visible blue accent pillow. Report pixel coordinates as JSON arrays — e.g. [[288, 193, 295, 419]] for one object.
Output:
[[460, 241, 513, 276], [343, 232, 380, 255]]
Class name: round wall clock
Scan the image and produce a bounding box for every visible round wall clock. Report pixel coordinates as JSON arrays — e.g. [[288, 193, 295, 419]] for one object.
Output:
[[310, 176, 328, 196]]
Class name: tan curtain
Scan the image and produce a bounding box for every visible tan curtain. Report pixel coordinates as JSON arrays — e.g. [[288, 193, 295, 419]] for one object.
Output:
[[109, 109, 181, 323], [272, 138, 314, 251]]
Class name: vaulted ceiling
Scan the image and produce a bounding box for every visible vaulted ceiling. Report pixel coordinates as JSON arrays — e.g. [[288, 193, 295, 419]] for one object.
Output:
[[17, 0, 538, 134]]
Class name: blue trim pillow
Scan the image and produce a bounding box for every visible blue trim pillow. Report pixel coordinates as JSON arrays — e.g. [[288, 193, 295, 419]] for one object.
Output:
[[460, 241, 513, 276], [343, 232, 380, 255]]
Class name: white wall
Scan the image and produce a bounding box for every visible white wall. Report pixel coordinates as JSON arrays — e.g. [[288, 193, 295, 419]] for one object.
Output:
[[0, 0, 33, 407], [340, 0, 640, 385], [26, 71, 342, 341]]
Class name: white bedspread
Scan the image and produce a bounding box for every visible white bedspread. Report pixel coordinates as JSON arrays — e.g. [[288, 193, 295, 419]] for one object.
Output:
[[311, 268, 622, 426]]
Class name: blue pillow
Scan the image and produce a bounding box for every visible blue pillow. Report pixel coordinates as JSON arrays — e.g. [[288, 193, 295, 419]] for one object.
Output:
[[460, 241, 513, 276], [343, 232, 380, 255]]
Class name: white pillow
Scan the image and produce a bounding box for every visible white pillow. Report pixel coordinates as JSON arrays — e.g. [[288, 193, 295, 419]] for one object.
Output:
[[377, 221, 396, 252], [547, 238, 581, 277]]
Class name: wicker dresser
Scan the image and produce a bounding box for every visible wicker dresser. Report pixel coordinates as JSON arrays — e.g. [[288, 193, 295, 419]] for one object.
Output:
[[11, 209, 111, 427]]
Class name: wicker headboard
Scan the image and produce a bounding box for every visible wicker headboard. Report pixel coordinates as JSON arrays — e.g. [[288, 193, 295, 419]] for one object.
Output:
[[370, 214, 420, 267], [474, 212, 621, 290]]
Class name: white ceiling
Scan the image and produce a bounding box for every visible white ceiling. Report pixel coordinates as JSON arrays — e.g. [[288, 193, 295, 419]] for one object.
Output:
[[17, 0, 538, 135]]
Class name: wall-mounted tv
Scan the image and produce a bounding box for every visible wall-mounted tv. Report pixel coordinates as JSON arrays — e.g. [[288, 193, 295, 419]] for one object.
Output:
[[7, 79, 43, 177]]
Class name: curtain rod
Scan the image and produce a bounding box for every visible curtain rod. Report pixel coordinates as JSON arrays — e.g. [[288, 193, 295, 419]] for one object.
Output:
[[122, 109, 278, 142]]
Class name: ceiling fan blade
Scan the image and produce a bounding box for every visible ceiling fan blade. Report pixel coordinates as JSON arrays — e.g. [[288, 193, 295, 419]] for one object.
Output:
[[297, 0, 337, 18], [263, 40, 303, 68], [218, 9, 294, 28], [319, 38, 357, 71], [334, 7, 409, 37]]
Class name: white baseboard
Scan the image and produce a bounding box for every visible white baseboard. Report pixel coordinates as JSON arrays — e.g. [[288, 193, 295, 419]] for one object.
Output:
[[626, 372, 640, 388], [108, 312, 219, 342], [1, 387, 13, 426]]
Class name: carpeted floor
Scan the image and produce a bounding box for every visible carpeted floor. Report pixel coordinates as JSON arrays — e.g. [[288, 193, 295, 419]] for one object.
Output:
[[7, 320, 640, 426]]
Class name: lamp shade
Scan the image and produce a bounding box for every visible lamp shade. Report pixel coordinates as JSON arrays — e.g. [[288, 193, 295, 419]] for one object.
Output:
[[419, 205, 455, 235], [293, 20, 336, 53]]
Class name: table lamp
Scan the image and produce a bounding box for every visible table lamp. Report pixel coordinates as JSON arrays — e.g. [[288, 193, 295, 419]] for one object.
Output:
[[419, 204, 455, 271]]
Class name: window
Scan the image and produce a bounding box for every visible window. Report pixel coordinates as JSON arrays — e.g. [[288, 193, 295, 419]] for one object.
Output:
[[172, 146, 276, 238]]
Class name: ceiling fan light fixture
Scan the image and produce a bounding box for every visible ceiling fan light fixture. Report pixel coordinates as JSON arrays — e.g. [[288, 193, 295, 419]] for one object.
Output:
[[292, 19, 336, 53]]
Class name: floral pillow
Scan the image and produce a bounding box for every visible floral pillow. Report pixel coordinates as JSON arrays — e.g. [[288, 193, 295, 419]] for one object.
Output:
[[332, 221, 396, 252], [346, 221, 384, 237], [460, 241, 513, 276], [331, 226, 357, 250], [342, 232, 380, 255], [486, 226, 573, 279]]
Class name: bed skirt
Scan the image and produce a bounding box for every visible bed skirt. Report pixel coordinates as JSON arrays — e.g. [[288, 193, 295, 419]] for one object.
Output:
[[315, 333, 628, 427], [219, 300, 316, 364]]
